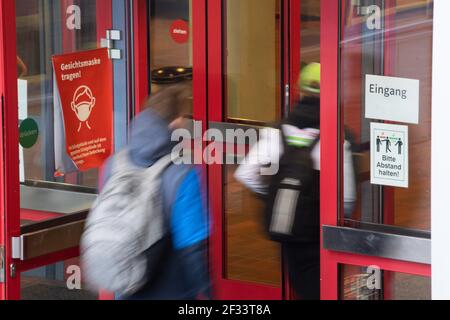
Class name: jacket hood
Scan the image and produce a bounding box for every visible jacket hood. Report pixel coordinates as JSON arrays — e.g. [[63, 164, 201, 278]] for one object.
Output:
[[129, 108, 174, 167]]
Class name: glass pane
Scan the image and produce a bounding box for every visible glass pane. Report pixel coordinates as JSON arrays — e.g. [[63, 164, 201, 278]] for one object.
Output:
[[21, 257, 97, 300], [224, 0, 282, 123], [225, 164, 282, 286], [16, 0, 111, 228], [149, 0, 193, 115], [340, 0, 433, 231], [340, 264, 431, 300], [16, 0, 101, 188], [301, 0, 321, 64], [222, 0, 282, 287]]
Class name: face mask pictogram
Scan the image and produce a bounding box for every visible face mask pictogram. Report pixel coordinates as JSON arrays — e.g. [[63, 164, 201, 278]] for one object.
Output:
[[71, 85, 96, 132]]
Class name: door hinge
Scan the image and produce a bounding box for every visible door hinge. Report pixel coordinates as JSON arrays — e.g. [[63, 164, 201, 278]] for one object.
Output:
[[100, 29, 122, 60], [0, 246, 4, 283]]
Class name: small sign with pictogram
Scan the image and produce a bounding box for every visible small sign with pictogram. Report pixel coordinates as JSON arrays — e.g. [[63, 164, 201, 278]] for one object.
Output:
[[371, 122, 409, 188]]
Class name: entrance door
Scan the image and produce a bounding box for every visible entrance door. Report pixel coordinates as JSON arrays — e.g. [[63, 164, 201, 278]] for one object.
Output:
[[321, 0, 432, 300], [0, 0, 131, 300], [207, 0, 320, 299]]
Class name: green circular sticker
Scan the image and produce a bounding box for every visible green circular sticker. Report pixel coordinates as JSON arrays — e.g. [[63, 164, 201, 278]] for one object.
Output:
[[19, 118, 39, 149]]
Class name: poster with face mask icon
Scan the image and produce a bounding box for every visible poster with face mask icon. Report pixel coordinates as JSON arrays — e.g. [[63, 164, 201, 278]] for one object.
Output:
[[52, 48, 113, 171]]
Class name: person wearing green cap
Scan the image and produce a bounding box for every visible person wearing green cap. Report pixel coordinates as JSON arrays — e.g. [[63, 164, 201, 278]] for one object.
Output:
[[235, 62, 357, 300], [299, 62, 321, 96]]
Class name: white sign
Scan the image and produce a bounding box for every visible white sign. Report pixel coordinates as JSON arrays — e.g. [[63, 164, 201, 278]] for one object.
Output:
[[18, 79, 27, 120], [19, 147, 25, 183], [371, 123, 409, 188], [18, 79, 27, 183], [365, 74, 420, 124]]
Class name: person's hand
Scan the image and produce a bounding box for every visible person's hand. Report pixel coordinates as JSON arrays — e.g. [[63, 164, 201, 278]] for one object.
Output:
[[17, 56, 28, 78]]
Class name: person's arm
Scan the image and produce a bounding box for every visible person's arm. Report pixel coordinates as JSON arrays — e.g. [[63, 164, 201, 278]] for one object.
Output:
[[17, 56, 28, 78], [234, 128, 282, 196], [171, 169, 211, 299]]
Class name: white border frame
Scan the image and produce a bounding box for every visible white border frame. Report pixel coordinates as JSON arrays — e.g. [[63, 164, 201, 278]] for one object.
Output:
[[432, 0, 450, 300]]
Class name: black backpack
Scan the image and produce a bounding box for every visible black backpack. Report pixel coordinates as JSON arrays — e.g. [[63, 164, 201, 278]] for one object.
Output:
[[264, 128, 320, 243]]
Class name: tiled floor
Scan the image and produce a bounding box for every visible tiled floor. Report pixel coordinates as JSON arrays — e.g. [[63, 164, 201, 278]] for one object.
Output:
[[21, 277, 96, 300]]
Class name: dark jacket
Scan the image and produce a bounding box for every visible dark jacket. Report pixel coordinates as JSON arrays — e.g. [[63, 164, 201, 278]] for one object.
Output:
[[286, 97, 320, 130], [103, 108, 210, 300]]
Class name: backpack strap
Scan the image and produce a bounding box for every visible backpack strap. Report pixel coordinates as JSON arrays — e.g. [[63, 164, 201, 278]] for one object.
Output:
[[111, 149, 136, 176]]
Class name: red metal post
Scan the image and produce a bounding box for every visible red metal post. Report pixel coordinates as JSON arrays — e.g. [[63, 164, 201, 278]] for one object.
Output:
[[0, 0, 21, 300], [207, 0, 224, 300], [207, 0, 282, 300], [290, 0, 301, 106], [133, 0, 149, 114], [320, 0, 340, 300]]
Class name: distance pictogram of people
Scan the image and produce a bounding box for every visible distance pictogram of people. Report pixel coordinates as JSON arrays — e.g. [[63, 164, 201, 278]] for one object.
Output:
[[376, 133, 403, 155], [71, 85, 96, 132]]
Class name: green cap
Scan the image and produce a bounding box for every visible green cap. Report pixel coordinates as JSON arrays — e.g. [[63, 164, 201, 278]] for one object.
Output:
[[299, 62, 321, 94]]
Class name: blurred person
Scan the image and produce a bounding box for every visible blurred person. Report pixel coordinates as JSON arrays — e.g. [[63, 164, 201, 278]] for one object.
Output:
[[83, 83, 210, 300], [235, 63, 357, 300]]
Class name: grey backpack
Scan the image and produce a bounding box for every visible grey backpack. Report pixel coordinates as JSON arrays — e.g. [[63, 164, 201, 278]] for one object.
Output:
[[81, 150, 173, 296]]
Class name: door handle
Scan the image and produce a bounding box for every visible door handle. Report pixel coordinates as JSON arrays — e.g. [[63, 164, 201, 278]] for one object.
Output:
[[0, 246, 4, 283], [284, 84, 290, 117]]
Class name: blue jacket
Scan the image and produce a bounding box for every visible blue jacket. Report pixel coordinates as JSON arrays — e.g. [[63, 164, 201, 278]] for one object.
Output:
[[102, 109, 210, 300]]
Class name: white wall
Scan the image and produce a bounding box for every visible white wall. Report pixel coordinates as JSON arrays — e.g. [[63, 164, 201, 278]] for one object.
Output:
[[432, 0, 450, 300]]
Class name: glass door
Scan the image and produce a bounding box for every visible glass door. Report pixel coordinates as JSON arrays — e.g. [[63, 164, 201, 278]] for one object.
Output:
[[0, 0, 131, 300], [208, 0, 321, 299], [321, 0, 432, 300], [207, 0, 285, 299]]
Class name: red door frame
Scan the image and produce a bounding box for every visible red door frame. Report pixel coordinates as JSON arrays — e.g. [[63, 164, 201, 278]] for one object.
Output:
[[208, 0, 301, 300], [134, 0, 207, 119], [133, 0, 149, 114], [0, 0, 20, 301], [0, 0, 113, 300], [0, 0, 205, 300], [320, 0, 431, 300], [288, 0, 301, 108]]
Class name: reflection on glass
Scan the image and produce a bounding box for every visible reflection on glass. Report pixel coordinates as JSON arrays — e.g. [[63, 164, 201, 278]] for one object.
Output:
[[16, 0, 108, 235], [225, 165, 281, 286], [340, 0, 433, 231], [340, 264, 431, 300], [16, 0, 100, 188], [222, 0, 322, 288], [149, 0, 193, 114], [301, 0, 321, 64], [222, 0, 282, 287], [224, 0, 281, 123]]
